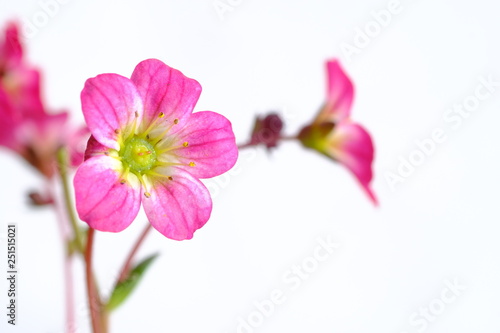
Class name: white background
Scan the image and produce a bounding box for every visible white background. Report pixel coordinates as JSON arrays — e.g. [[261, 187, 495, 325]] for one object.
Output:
[[1, 0, 499, 332]]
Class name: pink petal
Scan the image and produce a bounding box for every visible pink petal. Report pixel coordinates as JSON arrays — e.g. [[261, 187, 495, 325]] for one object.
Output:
[[81, 73, 143, 150], [0, 87, 18, 150], [0, 22, 23, 69], [316, 60, 354, 124], [84, 135, 110, 161], [326, 121, 377, 204], [68, 126, 91, 167], [74, 155, 142, 232], [161, 111, 238, 178], [12, 67, 45, 117], [143, 167, 212, 240], [130, 59, 201, 135]]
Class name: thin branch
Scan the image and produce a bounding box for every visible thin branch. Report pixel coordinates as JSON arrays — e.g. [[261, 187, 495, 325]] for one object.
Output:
[[117, 224, 152, 283]]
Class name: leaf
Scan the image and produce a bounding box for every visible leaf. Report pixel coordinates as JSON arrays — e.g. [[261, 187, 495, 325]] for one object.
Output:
[[106, 253, 159, 311]]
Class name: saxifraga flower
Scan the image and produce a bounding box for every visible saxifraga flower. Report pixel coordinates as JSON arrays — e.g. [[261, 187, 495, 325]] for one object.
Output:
[[75, 59, 238, 240]]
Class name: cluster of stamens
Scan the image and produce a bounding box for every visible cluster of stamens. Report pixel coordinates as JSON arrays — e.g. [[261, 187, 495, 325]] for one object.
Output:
[[106, 111, 197, 198]]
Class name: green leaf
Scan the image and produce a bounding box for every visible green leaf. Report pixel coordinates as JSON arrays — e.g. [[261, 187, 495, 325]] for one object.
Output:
[[106, 253, 159, 311]]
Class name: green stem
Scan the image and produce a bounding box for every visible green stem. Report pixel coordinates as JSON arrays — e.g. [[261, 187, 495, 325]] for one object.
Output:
[[57, 148, 84, 253]]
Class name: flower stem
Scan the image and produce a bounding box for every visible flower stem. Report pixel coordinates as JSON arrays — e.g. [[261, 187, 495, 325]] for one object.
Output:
[[237, 135, 297, 150], [117, 224, 152, 283], [85, 228, 106, 333], [57, 148, 84, 253], [50, 179, 76, 333], [64, 255, 76, 333], [237, 142, 254, 150]]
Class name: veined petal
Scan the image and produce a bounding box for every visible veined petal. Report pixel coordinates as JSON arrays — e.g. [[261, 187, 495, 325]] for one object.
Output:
[[143, 167, 212, 240], [81, 73, 143, 150], [315, 60, 354, 124], [131, 59, 201, 135], [160, 111, 238, 178], [74, 155, 142, 232], [326, 122, 377, 204], [84, 135, 112, 161]]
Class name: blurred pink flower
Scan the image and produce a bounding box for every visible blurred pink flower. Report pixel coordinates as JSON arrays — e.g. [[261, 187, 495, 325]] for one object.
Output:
[[75, 59, 238, 240], [0, 22, 88, 178], [0, 22, 43, 115], [299, 59, 377, 204]]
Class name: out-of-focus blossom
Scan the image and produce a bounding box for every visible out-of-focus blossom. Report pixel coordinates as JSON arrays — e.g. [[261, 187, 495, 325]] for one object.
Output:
[[75, 59, 238, 240], [0, 22, 88, 178], [298, 59, 377, 204]]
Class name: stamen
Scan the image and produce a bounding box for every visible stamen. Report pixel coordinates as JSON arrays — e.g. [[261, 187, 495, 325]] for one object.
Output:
[[120, 167, 131, 184], [141, 112, 170, 138], [114, 129, 120, 134], [136, 173, 151, 199], [151, 118, 181, 147], [156, 143, 190, 154], [153, 161, 197, 168], [144, 171, 175, 181]]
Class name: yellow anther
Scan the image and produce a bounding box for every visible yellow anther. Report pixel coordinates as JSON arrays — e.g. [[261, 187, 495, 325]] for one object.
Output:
[[174, 118, 179, 124], [189, 162, 196, 167], [168, 176, 173, 181], [120, 179, 126, 184], [159, 112, 165, 118], [114, 129, 120, 134], [144, 192, 151, 198], [183, 142, 189, 147]]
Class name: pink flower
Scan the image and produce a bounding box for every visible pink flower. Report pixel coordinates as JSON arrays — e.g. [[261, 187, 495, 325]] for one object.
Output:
[[0, 22, 88, 178], [0, 22, 43, 115], [298, 60, 377, 204], [74, 59, 238, 240]]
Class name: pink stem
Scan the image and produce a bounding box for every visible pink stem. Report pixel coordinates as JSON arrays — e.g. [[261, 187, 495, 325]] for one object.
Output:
[[117, 224, 152, 282]]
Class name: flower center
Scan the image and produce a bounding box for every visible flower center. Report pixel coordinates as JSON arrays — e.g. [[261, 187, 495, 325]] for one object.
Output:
[[121, 136, 157, 174]]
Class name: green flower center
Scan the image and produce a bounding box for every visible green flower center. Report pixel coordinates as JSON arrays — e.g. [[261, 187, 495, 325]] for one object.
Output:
[[121, 136, 158, 174]]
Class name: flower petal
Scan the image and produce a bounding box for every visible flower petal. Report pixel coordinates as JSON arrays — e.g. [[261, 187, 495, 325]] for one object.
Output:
[[315, 60, 354, 124], [161, 111, 238, 178], [84, 135, 111, 161], [74, 155, 142, 232], [131, 59, 201, 135], [10, 67, 45, 116], [68, 126, 90, 167], [143, 167, 212, 240], [81, 73, 143, 150], [0, 86, 18, 150], [0, 22, 23, 69], [326, 122, 377, 204]]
